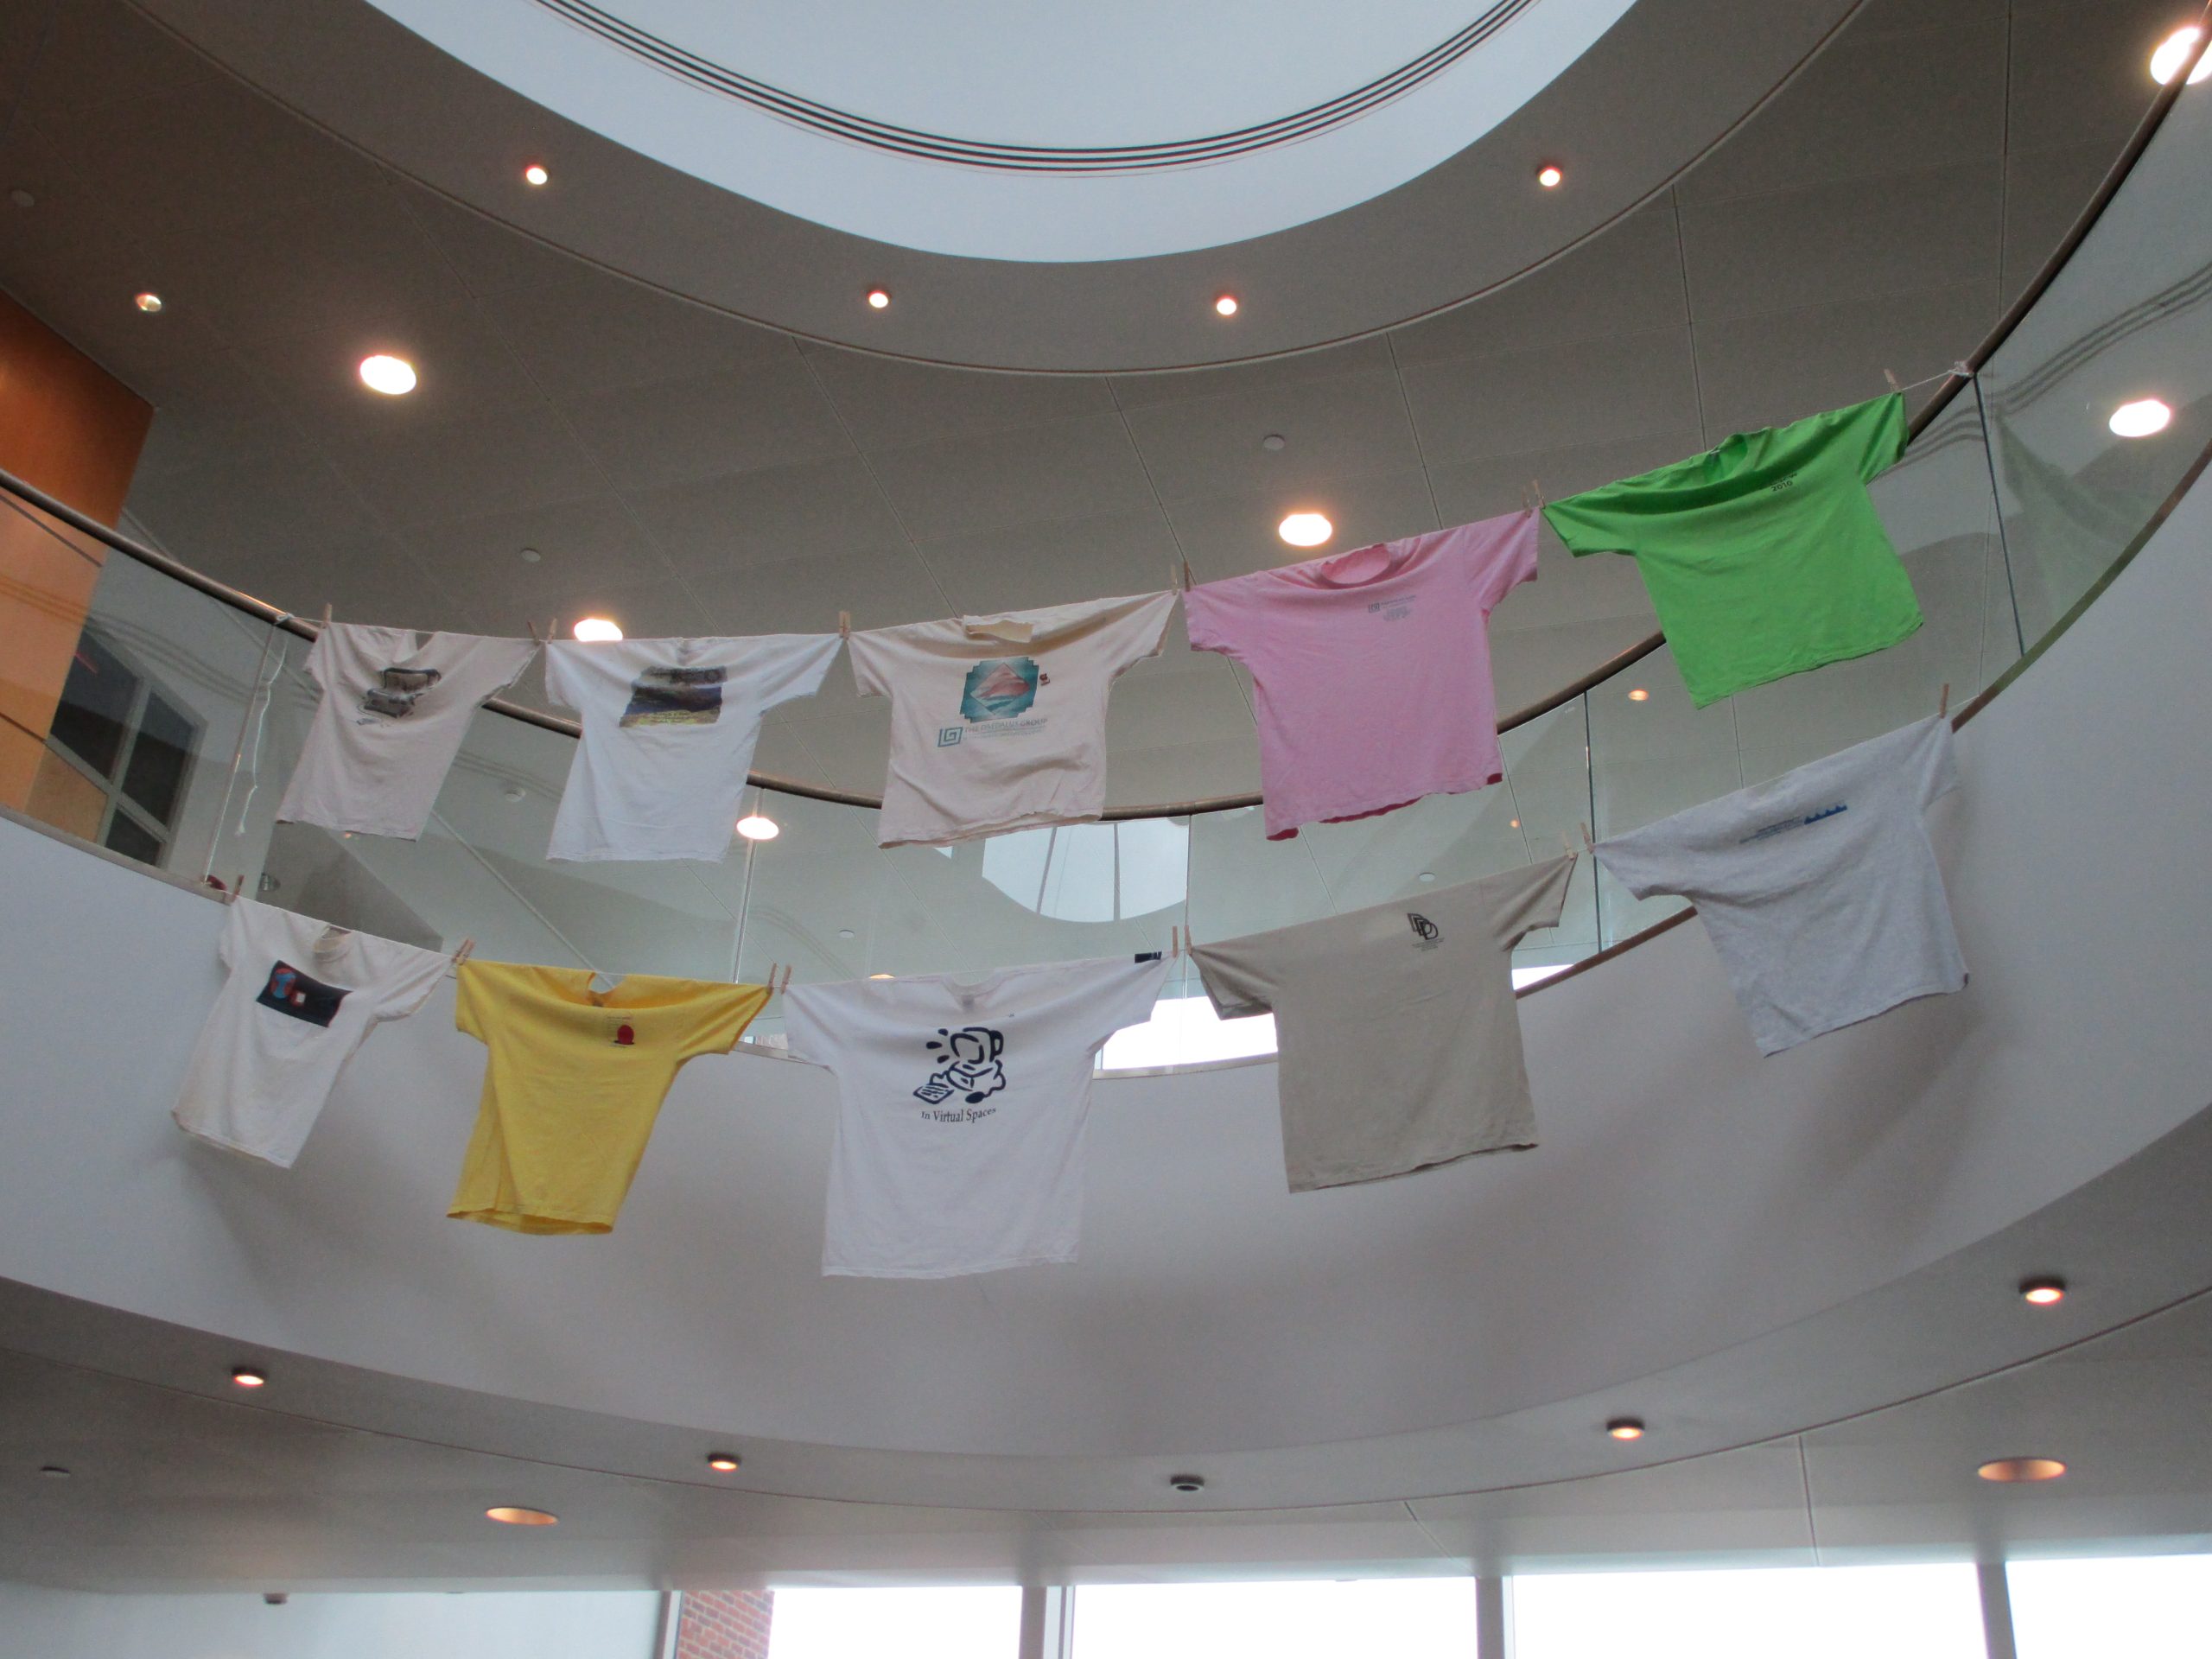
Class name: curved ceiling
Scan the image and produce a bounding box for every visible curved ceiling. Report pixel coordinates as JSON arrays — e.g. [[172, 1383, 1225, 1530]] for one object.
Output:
[[363, 0, 1638, 261], [142, 0, 1864, 366]]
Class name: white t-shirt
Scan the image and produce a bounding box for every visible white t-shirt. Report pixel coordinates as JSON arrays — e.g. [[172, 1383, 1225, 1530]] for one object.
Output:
[[277, 624, 538, 839], [1593, 715, 1965, 1055], [784, 955, 1169, 1277], [1192, 855, 1574, 1192], [847, 591, 1176, 847], [543, 634, 842, 861], [172, 897, 451, 1167]]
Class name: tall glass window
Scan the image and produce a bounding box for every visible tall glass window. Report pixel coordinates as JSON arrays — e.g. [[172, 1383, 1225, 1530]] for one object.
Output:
[[1071, 1578, 1476, 1659], [766, 1586, 1020, 1659], [1511, 1564, 1985, 1659], [2007, 1554, 2212, 1659]]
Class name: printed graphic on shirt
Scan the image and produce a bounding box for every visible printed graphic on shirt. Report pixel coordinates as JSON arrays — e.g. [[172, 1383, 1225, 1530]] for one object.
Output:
[[620, 664, 727, 728], [612, 1020, 636, 1046], [359, 664, 442, 720], [961, 658, 1039, 723], [1739, 802, 1848, 844], [915, 1026, 1007, 1109], [1407, 912, 1441, 946], [1367, 597, 1416, 621], [255, 960, 349, 1027]]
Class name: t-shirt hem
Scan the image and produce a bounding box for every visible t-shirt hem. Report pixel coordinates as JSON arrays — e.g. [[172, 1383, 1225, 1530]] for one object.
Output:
[[879, 807, 1104, 849], [278, 808, 431, 842], [448, 1205, 615, 1236], [1264, 772, 1503, 840], [172, 1117, 302, 1169], [1751, 975, 1966, 1056], [547, 842, 732, 864], [823, 1251, 1076, 1278], [1288, 1136, 1536, 1192], [1684, 613, 1925, 709]]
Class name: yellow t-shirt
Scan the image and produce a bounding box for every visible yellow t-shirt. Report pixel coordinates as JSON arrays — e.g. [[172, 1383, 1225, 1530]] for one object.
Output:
[[448, 963, 768, 1235]]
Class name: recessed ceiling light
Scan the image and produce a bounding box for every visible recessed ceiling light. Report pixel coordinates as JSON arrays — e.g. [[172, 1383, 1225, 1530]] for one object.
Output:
[[231, 1366, 267, 1389], [2151, 25, 2212, 85], [133, 291, 163, 314], [1536, 164, 1565, 188], [1978, 1458, 2065, 1484], [1214, 295, 1239, 317], [1418, 871, 1436, 883], [735, 814, 779, 841], [518, 547, 542, 563], [572, 617, 623, 642], [1606, 1417, 1646, 1440], [502, 785, 527, 804], [37, 1465, 71, 1479], [523, 162, 549, 187], [1627, 687, 1650, 702], [1168, 1472, 1206, 1493], [486, 1505, 559, 1525], [2019, 1275, 2068, 1306], [1510, 817, 1521, 829], [1278, 511, 1332, 547], [2109, 397, 2172, 438], [866, 288, 892, 309], [1261, 433, 1287, 453], [358, 354, 416, 396], [706, 1452, 741, 1472], [837, 928, 857, 940], [868, 973, 895, 980], [8, 188, 33, 207]]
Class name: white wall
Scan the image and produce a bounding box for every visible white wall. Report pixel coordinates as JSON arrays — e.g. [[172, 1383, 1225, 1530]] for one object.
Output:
[[0, 1582, 662, 1659]]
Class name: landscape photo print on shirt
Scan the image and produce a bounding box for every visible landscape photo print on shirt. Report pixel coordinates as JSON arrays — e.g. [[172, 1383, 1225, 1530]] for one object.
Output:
[[620, 664, 727, 728]]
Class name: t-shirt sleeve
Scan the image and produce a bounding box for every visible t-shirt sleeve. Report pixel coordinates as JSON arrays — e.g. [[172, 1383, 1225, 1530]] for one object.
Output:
[[1592, 817, 1694, 902], [779, 982, 842, 1069], [372, 941, 455, 1023], [843, 629, 895, 700], [453, 960, 490, 1044], [1470, 512, 1542, 613], [541, 642, 586, 713], [302, 625, 336, 694], [1180, 580, 1241, 660], [682, 982, 772, 1059], [1913, 715, 1961, 810], [746, 633, 846, 713], [1488, 853, 1577, 948], [1542, 486, 1646, 557], [1190, 940, 1279, 1020], [217, 898, 245, 970], [1099, 591, 1179, 677], [1843, 391, 1910, 484], [1077, 957, 1172, 1053], [473, 636, 541, 700]]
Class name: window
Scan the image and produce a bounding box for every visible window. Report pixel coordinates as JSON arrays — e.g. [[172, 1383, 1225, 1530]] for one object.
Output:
[[2007, 1554, 2212, 1659], [766, 1586, 1020, 1659], [39, 628, 200, 869], [1510, 1564, 1986, 1659], [1071, 1579, 1476, 1659]]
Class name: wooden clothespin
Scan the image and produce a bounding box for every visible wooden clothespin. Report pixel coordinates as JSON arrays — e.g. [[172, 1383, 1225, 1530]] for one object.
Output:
[[1580, 821, 1595, 852], [837, 611, 852, 639], [525, 619, 543, 645], [764, 962, 779, 993], [1523, 479, 1546, 514], [779, 964, 794, 995], [1169, 925, 1180, 960], [1939, 682, 1951, 718], [231, 872, 249, 903], [452, 937, 476, 968], [319, 603, 333, 629], [1181, 557, 1196, 593], [1884, 368, 1902, 395]]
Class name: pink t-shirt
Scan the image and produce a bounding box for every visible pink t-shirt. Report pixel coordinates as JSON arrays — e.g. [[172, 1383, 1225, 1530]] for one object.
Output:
[[1184, 510, 1537, 840]]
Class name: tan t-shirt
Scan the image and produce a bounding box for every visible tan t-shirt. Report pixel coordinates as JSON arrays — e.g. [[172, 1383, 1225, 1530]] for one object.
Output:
[[847, 592, 1176, 848], [1192, 855, 1575, 1192]]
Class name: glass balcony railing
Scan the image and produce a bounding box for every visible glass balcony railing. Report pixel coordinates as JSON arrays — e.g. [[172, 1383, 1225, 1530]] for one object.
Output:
[[4, 53, 2209, 1070]]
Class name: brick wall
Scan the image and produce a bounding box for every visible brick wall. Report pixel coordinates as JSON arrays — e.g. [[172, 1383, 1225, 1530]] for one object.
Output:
[[674, 1588, 775, 1659]]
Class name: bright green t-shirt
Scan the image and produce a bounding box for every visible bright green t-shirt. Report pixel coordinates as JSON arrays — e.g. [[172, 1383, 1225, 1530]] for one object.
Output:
[[1542, 394, 1920, 707]]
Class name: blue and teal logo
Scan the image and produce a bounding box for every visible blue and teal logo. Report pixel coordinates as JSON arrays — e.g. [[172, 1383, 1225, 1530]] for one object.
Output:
[[961, 657, 1039, 722]]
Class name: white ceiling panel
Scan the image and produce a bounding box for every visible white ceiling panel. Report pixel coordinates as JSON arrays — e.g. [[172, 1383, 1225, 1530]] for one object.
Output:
[[402, 495, 662, 605], [801, 343, 1121, 450], [2005, 0, 2181, 159], [1426, 428, 1712, 527], [1693, 283, 1997, 436], [481, 264, 800, 399], [2000, 140, 2121, 304], [7, 0, 218, 125], [122, 439, 370, 574], [684, 545, 949, 638], [220, 531, 476, 636], [1675, 13, 2007, 206], [1108, 337, 1398, 413], [1119, 367, 1421, 505], [1389, 200, 1689, 369], [912, 508, 1181, 615], [622, 454, 912, 574], [315, 405, 605, 530], [865, 412, 1157, 543], [559, 357, 856, 494], [1402, 328, 1703, 466], [1678, 161, 2005, 325]]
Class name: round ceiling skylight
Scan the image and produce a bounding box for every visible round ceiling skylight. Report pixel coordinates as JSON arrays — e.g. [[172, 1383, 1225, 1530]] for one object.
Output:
[[361, 0, 1639, 260]]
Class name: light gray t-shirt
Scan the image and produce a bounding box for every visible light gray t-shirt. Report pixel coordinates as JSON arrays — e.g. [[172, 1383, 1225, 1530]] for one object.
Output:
[[1594, 715, 1964, 1055], [1192, 855, 1575, 1192]]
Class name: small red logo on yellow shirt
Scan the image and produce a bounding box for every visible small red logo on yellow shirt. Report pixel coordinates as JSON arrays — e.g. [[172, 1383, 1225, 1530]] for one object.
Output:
[[613, 1022, 635, 1046]]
